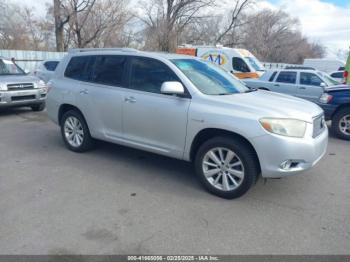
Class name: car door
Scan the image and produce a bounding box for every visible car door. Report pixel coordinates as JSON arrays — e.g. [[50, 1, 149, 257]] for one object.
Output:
[[297, 72, 325, 103], [122, 57, 191, 159], [71, 55, 125, 140], [270, 71, 298, 95]]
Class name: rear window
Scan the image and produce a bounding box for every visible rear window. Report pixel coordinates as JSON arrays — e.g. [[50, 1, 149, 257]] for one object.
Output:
[[64, 56, 93, 81], [269, 71, 277, 82], [276, 71, 297, 84], [331, 72, 344, 78], [44, 61, 59, 71]]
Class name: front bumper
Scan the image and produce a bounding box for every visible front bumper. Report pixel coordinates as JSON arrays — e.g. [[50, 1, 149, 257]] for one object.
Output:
[[0, 89, 46, 108], [251, 125, 328, 178], [316, 103, 337, 121]]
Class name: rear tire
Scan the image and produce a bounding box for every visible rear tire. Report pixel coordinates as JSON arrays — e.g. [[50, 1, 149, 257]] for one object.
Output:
[[194, 136, 260, 199], [60, 110, 95, 152], [31, 103, 45, 111], [331, 107, 350, 140]]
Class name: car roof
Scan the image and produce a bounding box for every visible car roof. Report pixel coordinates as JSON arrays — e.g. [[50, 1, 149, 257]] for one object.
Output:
[[265, 69, 319, 73]]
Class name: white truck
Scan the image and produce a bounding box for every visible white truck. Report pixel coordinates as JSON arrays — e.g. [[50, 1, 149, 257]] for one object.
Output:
[[176, 45, 265, 79], [303, 58, 345, 73]]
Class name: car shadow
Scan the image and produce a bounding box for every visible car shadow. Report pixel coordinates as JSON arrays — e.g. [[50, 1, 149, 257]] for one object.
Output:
[[93, 140, 202, 191], [0, 107, 34, 117]]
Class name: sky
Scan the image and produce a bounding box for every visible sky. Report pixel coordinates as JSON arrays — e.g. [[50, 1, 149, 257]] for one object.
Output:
[[10, 0, 350, 60]]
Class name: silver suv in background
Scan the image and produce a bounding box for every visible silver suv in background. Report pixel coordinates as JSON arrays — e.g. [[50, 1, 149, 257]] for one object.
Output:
[[0, 57, 47, 111], [34, 59, 60, 83], [46, 48, 328, 199], [244, 69, 340, 103]]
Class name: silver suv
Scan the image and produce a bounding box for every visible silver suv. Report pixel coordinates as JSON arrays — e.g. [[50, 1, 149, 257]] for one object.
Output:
[[0, 57, 47, 111], [46, 48, 328, 199]]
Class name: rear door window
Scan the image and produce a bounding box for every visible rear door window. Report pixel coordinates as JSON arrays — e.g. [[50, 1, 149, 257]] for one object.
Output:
[[91, 55, 127, 87], [64, 56, 94, 81], [276, 71, 297, 84]]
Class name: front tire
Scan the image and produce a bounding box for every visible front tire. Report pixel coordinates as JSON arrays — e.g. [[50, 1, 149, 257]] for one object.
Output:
[[331, 107, 350, 140], [194, 137, 260, 199], [60, 110, 95, 152]]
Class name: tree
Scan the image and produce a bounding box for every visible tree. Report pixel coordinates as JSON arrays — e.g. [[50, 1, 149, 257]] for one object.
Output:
[[53, 0, 95, 51], [139, 0, 215, 52], [242, 9, 324, 63], [214, 0, 253, 45]]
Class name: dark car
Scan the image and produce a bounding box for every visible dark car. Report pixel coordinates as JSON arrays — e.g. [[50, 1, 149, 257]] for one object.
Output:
[[318, 85, 350, 140]]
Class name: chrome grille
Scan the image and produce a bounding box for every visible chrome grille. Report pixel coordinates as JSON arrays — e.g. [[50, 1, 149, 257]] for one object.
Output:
[[7, 83, 34, 91], [313, 114, 326, 138]]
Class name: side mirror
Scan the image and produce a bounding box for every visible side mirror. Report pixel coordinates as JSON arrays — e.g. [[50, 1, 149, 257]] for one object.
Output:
[[161, 81, 185, 95], [320, 82, 327, 88], [24, 69, 30, 75]]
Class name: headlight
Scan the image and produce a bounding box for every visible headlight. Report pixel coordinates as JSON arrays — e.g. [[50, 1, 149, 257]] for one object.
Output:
[[259, 118, 307, 138], [36, 80, 47, 91], [319, 93, 333, 104]]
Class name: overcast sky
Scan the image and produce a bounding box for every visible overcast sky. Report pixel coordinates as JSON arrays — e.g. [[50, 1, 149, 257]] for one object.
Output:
[[10, 0, 350, 59]]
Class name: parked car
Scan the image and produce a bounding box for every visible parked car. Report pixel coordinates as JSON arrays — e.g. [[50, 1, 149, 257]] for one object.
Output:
[[34, 59, 60, 83], [329, 71, 345, 83], [244, 69, 340, 103], [46, 48, 328, 199], [318, 86, 350, 140], [303, 58, 345, 73], [176, 45, 265, 79], [0, 57, 47, 111]]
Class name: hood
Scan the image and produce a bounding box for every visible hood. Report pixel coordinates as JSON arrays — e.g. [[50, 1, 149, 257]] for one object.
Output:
[[325, 85, 350, 92], [0, 74, 40, 84], [206, 90, 323, 123]]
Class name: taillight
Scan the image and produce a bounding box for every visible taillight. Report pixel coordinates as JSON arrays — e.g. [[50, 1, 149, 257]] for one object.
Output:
[[344, 71, 349, 79]]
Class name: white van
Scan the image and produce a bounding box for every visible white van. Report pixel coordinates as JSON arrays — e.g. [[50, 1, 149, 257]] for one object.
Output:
[[176, 45, 265, 79], [303, 58, 345, 73]]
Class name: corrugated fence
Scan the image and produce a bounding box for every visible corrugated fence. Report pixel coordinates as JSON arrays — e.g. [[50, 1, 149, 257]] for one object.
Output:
[[0, 49, 66, 73]]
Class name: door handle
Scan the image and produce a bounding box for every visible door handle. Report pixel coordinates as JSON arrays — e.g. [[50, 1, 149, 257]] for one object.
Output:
[[274, 84, 280, 87], [79, 89, 89, 95], [124, 96, 136, 103], [299, 87, 306, 90]]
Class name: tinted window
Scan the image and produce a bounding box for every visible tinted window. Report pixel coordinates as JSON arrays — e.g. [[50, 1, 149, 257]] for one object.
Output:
[[64, 56, 93, 81], [130, 57, 179, 94], [44, 61, 59, 71], [300, 72, 323, 86], [331, 72, 343, 78], [276, 71, 297, 84], [269, 71, 277, 82], [92, 56, 126, 86], [232, 57, 250, 72]]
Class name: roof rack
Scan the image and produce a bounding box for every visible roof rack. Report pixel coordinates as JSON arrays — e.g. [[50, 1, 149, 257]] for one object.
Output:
[[68, 48, 139, 53]]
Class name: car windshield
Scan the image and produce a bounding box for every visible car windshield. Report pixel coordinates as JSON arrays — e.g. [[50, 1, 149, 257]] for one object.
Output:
[[245, 56, 265, 71], [0, 59, 25, 75], [171, 59, 249, 95], [317, 71, 340, 86]]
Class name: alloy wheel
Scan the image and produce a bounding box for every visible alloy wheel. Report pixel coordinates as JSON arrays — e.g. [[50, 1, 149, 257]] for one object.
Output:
[[64, 116, 84, 147], [202, 147, 245, 191]]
